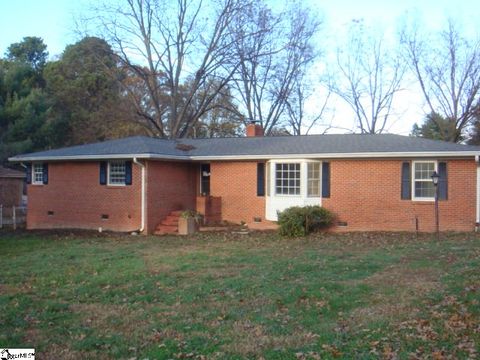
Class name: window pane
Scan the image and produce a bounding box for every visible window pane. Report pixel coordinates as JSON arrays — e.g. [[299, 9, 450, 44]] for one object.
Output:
[[414, 162, 435, 180], [414, 181, 435, 198], [109, 161, 126, 185], [307, 162, 320, 197], [33, 164, 43, 184], [275, 163, 301, 195]]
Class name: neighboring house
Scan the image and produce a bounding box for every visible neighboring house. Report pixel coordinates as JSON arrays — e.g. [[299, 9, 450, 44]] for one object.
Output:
[[0, 166, 25, 208], [9, 123, 480, 233]]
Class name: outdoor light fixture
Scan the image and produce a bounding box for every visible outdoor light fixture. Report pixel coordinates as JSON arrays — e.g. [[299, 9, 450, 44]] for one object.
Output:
[[431, 171, 440, 186], [431, 170, 440, 240]]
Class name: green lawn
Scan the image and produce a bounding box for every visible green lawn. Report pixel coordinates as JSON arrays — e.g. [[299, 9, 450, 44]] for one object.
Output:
[[1, 230, 479, 359]]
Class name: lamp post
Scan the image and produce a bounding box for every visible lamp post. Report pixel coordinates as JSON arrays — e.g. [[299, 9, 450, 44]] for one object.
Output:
[[431, 171, 440, 241]]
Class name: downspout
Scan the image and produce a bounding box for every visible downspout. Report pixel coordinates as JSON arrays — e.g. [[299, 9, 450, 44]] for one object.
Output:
[[476, 155, 480, 232], [133, 158, 146, 233]]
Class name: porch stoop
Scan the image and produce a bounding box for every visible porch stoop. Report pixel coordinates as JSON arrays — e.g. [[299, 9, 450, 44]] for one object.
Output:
[[154, 210, 183, 235]]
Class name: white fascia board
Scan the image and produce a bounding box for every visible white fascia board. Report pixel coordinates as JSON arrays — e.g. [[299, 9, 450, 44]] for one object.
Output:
[[9, 150, 480, 162], [189, 151, 480, 161], [8, 153, 190, 162]]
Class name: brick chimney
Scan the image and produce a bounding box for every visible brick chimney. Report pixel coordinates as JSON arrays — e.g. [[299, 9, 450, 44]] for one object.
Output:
[[246, 121, 264, 137]]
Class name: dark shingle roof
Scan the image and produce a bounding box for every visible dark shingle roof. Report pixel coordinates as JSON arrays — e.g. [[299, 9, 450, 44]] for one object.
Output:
[[0, 166, 25, 178], [9, 134, 480, 162]]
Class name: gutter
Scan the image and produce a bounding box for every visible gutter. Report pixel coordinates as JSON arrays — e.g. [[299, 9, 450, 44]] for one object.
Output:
[[133, 158, 146, 233], [189, 151, 480, 161], [9, 151, 480, 162]]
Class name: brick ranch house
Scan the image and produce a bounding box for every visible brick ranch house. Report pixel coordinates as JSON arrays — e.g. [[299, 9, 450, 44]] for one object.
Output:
[[9, 123, 480, 234]]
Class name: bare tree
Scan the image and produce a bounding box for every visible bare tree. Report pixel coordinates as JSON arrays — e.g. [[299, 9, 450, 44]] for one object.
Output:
[[229, 1, 320, 135], [285, 80, 332, 135], [402, 20, 480, 142], [86, 0, 250, 138], [329, 21, 405, 134]]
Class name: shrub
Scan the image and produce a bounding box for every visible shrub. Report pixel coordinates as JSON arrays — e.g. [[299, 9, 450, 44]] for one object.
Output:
[[180, 210, 203, 224], [277, 206, 334, 237]]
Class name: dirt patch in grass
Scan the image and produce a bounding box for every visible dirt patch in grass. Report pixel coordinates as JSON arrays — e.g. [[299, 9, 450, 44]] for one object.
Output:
[[70, 303, 151, 337], [350, 265, 442, 325], [40, 344, 84, 360], [364, 265, 441, 294], [222, 319, 319, 356], [141, 253, 175, 274], [23, 327, 43, 348], [0, 283, 34, 295], [22, 327, 83, 360]]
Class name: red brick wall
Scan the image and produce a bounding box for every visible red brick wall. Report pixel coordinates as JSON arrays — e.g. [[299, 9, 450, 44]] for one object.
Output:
[[25, 158, 477, 234], [196, 196, 222, 224], [209, 161, 266, 224], [145, 161, 196, 233], [27, 162, 142, 232], [322, 159, 476, 232]]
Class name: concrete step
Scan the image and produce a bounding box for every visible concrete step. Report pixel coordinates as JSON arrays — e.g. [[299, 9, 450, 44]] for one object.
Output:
[[161, 215, 180, 226], [154, 224, 178, 235], [154, 210, 184, 235], [154, 230, 178, 235]]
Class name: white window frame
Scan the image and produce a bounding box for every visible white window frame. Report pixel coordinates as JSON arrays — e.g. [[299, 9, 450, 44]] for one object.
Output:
[[108, 161, 127, 186], [266, 159, 323, 221], [412, 160, 437, 201], [274, 162, 301, 196], [32, 163, 44, 185], [307, 162, 321, 198]]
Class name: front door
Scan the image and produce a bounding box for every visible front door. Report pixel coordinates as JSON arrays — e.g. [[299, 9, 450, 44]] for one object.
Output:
[[200, 163, 211, 196]]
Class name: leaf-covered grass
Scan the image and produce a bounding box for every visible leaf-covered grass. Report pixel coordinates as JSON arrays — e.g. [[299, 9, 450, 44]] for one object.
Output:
[[0, 230, 479, 359]]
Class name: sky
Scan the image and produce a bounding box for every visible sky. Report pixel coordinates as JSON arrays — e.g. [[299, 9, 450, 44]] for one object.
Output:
[[0, 0, 84, 58], [0, 0, 479, 135]]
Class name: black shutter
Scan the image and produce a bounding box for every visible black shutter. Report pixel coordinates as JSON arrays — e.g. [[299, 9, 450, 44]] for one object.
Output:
[[26, 163, 32, 184], [401, 162, 411, 200], [438, 162, 448, 200], [322, 162, 330, 198], [125, 161, 133, 185], [99, 162, 107, 185], [42, 163, 49, 184], [257, 163, 265, 196]]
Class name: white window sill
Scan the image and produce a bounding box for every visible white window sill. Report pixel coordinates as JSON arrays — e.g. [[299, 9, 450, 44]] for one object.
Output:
[[412, 198, 435, 202]]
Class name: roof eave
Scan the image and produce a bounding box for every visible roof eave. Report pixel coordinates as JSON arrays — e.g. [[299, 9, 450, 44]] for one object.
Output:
[[0, 174, 25, 178], [8, 153, 192, 162], [190, 151, 480, 160]]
